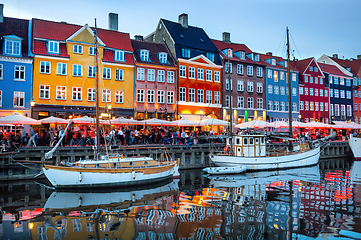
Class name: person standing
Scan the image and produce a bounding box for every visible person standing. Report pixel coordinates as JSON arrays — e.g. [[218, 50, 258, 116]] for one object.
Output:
[[27, 127, 36, 147], [49, 127, 55, 147], [20, 126, 27, 147]]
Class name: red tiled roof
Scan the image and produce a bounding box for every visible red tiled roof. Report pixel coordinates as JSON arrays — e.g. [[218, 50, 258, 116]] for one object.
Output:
[[33, 40, 69, 57], [0, 17, 30, 57], [332, 57, 361, 77], [318, 62, 350, 77], [102, 49, 135, 64], [131, 39, 177, 67], [291, 57, 313, 74], [32, 18, 133, 52]]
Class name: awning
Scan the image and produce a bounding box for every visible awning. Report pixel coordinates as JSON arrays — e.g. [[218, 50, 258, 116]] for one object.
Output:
[[179, 114, 208, 122]]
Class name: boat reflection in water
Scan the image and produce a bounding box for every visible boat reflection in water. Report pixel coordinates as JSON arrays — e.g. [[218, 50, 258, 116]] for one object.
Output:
[[28, 180, 179, 240]]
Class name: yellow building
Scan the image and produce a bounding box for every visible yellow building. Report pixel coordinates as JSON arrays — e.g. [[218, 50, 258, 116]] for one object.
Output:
[[31, 19, 135, 119]]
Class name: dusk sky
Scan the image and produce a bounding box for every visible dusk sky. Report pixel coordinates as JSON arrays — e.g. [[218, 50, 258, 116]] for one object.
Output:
[[3, 0, 361, 60]]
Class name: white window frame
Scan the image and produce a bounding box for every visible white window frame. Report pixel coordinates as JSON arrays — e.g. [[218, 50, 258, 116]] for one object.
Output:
[[73, 45, 83, 54], [147, 90, 155, 103], [206, 90, 212, 104], [257, 82, 263, 93], [115, 90, 124, 103], [147, 69, 155, 82], [115, 69, 123, 81], [13, 91, 25, 107], [247, 81, 254, 93], [14, 65, 25, 80], [48, 41, 59, 54], [189, 67, 195, 79], [56, 62, 67, 75], [115, 50, 125, 62], [102, 89, 111, 102], [102, 67, 111, 79], [158, 70, 165, 82], [214, 91, 220, 104], [157, 90, 165, 103], [4, 39, 21, 56], [137, 68, 145, 80], [180, 65, 186, 78], [140, 50, 150, 62], [237, 64, 244, 75], [73, 64, 82, 77], [257, 98, 263, 109], [137, 89, 145, 103], [206, 70, 212, 81], [167, 71, 175, 83], [89, 46, 95, 56], [0, 64, 3, 79], [159, 52, 167, 64], [238, 96, 244, 108], [197, 68, 204, 80], [87, 88, 95, 102], [40, 61, 51, 74], [167, 91, 174, 104], [179, 87, 186, 102], [247, 97, 254, 109], [189, 88, 195, 102], [214, 71, 220, 82], [238, 80, 244, 92], [256, 67, 262, 77], [39, 85, 50, 99], [197, 89, 204, 103], [247, 66, 253, 76], [72, 87, 82, 101], [56, 86, 66, 100]]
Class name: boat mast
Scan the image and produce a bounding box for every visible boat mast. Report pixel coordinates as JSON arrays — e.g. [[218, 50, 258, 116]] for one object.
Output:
[[228, 58, 233, 153], [94, 19, 100, 157], [286, 27, 292, 138]]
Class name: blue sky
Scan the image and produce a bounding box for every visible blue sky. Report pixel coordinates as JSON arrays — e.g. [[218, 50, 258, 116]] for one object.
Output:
[[3, 0, 361, 60]]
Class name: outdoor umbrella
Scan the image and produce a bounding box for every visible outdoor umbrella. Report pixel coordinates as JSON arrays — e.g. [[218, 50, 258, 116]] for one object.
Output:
[[172, 119, 205, 127], [306, 122, 331, 128], [72, 116, 105, 124], [0, 112, 41, 126], [41, 116, 69, 124], [235, 119, 269, 128], [110, 117, 140, 125], [138, 118, 177, 126], [291, 121, 309, 128], [267, 120, 289, 128], [202, 118, 229, 126]]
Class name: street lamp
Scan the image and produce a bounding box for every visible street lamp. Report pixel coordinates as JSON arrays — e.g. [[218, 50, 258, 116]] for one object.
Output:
[[107, 104, 112, 119], [200, 107, 203, 122], [298, 114, 301, 122], [30, 97, 35, 118]]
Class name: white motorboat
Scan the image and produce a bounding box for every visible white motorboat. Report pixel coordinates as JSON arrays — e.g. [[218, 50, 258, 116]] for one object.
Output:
[[202, 165, 247, 175], [348, 134, 361, 161]]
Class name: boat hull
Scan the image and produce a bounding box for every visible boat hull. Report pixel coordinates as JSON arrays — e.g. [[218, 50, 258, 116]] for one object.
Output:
[[43, 163, 179, 189], [210, 146, 320, 171], [348, 135, 361, 161]]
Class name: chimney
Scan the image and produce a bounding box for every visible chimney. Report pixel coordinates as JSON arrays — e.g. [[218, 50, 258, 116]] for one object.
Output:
[[333, 54, 338, 59], [108, 12, 118, 31], [178, 13, 188, 28], [0, 4, 4, 23], [134, 35, 143, 41], [222, 32, 231, 43], [357, 55, 361, 60], [266, 52, 273, 56]]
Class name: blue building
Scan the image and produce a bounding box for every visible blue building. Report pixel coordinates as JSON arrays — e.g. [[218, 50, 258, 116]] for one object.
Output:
[[261, 53, 299, 122], [0, 9, 33, 117]]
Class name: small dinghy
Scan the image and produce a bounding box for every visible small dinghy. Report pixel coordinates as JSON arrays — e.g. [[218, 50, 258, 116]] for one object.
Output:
[[202, 165, 247, 175]]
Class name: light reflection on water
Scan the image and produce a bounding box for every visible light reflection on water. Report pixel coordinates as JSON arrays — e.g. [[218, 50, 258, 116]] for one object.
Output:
[[0, 159, 360, 240]]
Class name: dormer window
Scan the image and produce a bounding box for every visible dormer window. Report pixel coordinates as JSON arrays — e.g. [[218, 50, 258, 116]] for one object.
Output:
[[4, 35, 22, 56], [115, 50, 125, 62], [140, 50, 150, 62], [227, 48, 232, 57], [206, 52, 214, 62], [234, 51, 245, 60], [73, 45, 83, 54], [254, 54, 259, 62], [182, 48, 190, 58], [48, 41, 59, 54], [158, 52, 168, 64], [271, 59, 276, 65]]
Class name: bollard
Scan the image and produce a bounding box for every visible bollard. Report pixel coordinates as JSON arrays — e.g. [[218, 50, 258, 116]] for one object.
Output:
[[181, 152, 186, 167]]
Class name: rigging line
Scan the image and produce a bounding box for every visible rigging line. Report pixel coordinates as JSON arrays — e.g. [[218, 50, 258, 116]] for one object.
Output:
[[290, 32, 302, 60], [275, 30, 287, 57]]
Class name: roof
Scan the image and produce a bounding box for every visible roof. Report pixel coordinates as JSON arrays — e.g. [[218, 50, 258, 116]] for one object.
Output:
[[291, 57, 314, 74], [161, 18, 218, 53], [258, 53, 298, 71], [131, 39, 176, 67], [32, 18, 133, 52], [0, 17, 30, 57], [318, 62, 351, 77], [332, 57, 361, 77]]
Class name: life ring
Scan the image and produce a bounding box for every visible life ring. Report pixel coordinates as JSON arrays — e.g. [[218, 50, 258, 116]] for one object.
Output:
[[224, 146, 230, 154]]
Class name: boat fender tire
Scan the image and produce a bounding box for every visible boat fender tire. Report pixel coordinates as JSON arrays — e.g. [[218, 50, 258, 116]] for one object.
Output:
[[132, 170, 135, 179], [224, 146, 230, 154]]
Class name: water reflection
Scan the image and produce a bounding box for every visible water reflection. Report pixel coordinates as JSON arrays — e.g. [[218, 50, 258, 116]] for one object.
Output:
[[1, 159, 361, 240]]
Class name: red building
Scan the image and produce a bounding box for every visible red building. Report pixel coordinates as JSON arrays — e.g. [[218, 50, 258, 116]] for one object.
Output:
[[294, 58, 329, 123]]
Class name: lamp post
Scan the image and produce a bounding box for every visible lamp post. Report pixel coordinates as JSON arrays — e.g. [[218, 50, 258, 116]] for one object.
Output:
[[298, 114, 301, 122], [107, 103, 112, 119], [30, 97, 35, 118], [200, 107, 203, 122]]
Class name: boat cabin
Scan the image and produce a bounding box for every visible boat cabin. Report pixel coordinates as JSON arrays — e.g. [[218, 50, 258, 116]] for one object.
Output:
[[228, 135, 266, 157]]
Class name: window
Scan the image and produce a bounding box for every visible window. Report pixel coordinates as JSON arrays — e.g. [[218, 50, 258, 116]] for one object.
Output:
[[103, 67, 111, 79], [341, 105, 346, 116], [334, 77, 339, 85], [320, 78, 323, 84], [14, 65, 25, 80], [4, 39, 21, 56], [189, 89, 195, 102], [115, 50, 125, 61], [320, 89, 323, 97], [157, 90, 165, 103], [247, 66, 253, 76], [257, 67, 262, 77], [274, 86, 279, 95], [147, 90, 155, 103], [268, 101, 273, 110], [39, 85, 50, 99], [148, 69, 155, 82], [305, 101, 309, 111], [247, 97, 254, 109], [180, 66, 186, 77], [359, 91, 361, 98], [292, 87, 297, 96], [299, 101, 304, 110], [320, 102, 324, 111], [355, 90, 358, 98], [325, 89, 328, 97], [315, 77, 318, 84], [280, 102, 285, 111], [48, 41, 59, 54], [355, 103, 358, 111], [137, 68, 145, 80], [340, 78, 345, 85], [268, 69, 272, 78], [310, 88, 313, 96], [206, 52, 214, 62], [315, 88, 319, 96], [72, 87, 82, 101], [292, 73, 296, 82], [0, 64, 2, 79], [179, 87, 186, 101], [56, 63, 67, 75], [226, 79, 231, 90], [115, 69, 123, 81], [189, 67, 195, 79], [274, 71, 278, 82], [280, 72, 285, 81], [13, 91, 24, 107], [225, 96, 230, 108], [158, 70, 165, 82], [335, 104, 340, 116], [310, 102, 314, 111], [197, 68, 204, 80], [225, 62, 232, 73], [56, 86, 66, 100], [325, 102, 328, 111], [237, 96, 244, 108], [87, 88, 95, 101], [280, 86, 285, 95], [197, 89, 204, 103], [314, 67, 318, 72], [346, 91, 351, 99], [257, 82, 263, 93], [214, 91, 220, 104], [206, 70, 212, 81], [215, 71, 220, 82], [73, 45, 83, 54], [167, 91, 174, 104], [310, 76, 313, 83], [268, 85, 273, 94], [247, 82, 254, 92], [315, 102, 319, 111], [40, 61, 51, 74], [182, 48, 190, 58], [206, 90, 212, 104], [330, 104, 334, 115], [340, 90, 345, 98], [88, 66, 95, 78], [237, 64, 244, 74], [309, 66, 313, 71], [347, 105, 352, 116], [89, 46, 94, 55], [140, 50, 149, 62], [102, 89, 111, 102], [299, 87, 303, 95], [257, 98, 263, 109], [305, 88, 308, 95], [274, 101, 279, 111], [0, 90, 2, 107], [73, 64, 82, 77], [334, 89, 339, 98], [167, 71, 175, 83], [137, 89, 145, 102]]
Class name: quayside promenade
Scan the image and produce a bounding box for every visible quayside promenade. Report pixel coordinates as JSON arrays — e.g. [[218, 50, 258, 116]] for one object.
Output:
[[0, 140, 353, 181]]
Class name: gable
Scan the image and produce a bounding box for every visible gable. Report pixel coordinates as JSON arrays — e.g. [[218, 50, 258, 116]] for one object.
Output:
[[70, 29, 95, 44], [189, 55, 216, 66]]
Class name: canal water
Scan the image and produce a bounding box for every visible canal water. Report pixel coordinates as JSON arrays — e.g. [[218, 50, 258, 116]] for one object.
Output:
[[0, 158, 360, 240]]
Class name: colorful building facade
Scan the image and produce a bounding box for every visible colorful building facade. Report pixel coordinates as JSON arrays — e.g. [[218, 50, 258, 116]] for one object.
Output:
[[0, 16, 33, 117], [131, 39, 177, 120], [31, 18, 135, 119]]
